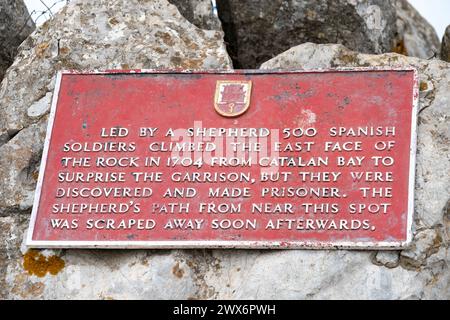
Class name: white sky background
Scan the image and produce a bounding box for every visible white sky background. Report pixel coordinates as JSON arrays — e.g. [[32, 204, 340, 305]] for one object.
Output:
[[408, 0, 449, 39], [24, 0, 449, 39]]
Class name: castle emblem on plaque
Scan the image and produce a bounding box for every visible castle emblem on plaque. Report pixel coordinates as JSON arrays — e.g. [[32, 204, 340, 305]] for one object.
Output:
[[214, 80, 252, 117]]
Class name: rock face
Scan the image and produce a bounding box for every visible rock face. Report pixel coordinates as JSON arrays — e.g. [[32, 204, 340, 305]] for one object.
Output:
[[215, 0, 440, 68], [441, 25, 450, 62], [1, 1, 449, 300], [393, 0, 440, 59], [168, 0, 221, 30], [0, 0, 35, 81]]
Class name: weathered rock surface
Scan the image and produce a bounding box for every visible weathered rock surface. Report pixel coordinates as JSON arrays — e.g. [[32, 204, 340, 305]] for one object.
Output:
[[169, 0, 221, 30], [0, 119, 47, 216], [441, 25, 450, 62], [0, 1, 449, 300], [0, 0, 35, 81], [371, 251, 400, 268], [215, 0, 440, 68], [393, 0, 440, 59]]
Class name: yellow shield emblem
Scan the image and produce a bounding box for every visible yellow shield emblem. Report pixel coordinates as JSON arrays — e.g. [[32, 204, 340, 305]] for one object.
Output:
[[214, 80, 252, 117]]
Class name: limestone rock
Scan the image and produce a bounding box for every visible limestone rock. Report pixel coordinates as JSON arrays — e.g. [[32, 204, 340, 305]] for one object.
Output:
[[169, 0, 221, 30], [441, 25, 450, 62], [0, 119, 47, 216], [217, 0, 395, 68], [400, 229, 442, 269], [216, 0, 440, 68], [0, 0, 35, 81], [3, 214, 198, 299], [393, 0, 440, 59], [0, 0, 231, 145], [27, 92, 53, 119], [372, 251, 400, 268]]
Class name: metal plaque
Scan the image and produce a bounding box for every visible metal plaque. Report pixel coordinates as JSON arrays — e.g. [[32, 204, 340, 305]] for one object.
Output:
[[27, 69, 418, 249]]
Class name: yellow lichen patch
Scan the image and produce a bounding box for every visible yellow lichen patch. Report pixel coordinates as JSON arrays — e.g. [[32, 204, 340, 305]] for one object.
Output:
[[35, 42, 50, 59], [420, 81, 428, 91], [31, 170, 40, 181], [393, 39, 408, 56], [23, 250, 65, 277]]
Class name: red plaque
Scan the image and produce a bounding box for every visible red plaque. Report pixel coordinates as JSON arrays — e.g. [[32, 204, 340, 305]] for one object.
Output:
[[27, 69, 418, 249]]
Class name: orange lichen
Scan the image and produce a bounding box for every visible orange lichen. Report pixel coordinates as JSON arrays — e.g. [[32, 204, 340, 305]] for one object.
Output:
[[59, 47, 70, 55], [23, 250, 65, 277], [155, 31, 175, 46], [35, 42, 50, 58], [393, 39, 408, 56], [419, 81, 428, 91], [31, 170, 40, 181]]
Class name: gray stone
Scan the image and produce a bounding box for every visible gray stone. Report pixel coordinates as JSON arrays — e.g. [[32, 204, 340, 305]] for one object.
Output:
[[372, 251, 400, 268], [169, 0, 221, 30], [0, 0, 35, 81], [201, 250, 428, 299], [394, 0, 440, 59], [400, 229, 442, 269], [441, 25, 450, 62], [27, 92, 52, 119], [216, 0, 440, 68], [0, 119, 47, 216]]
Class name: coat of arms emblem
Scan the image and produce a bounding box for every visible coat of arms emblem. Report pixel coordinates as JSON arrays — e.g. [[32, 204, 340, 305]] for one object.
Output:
[[214, 80, 252, 117]]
